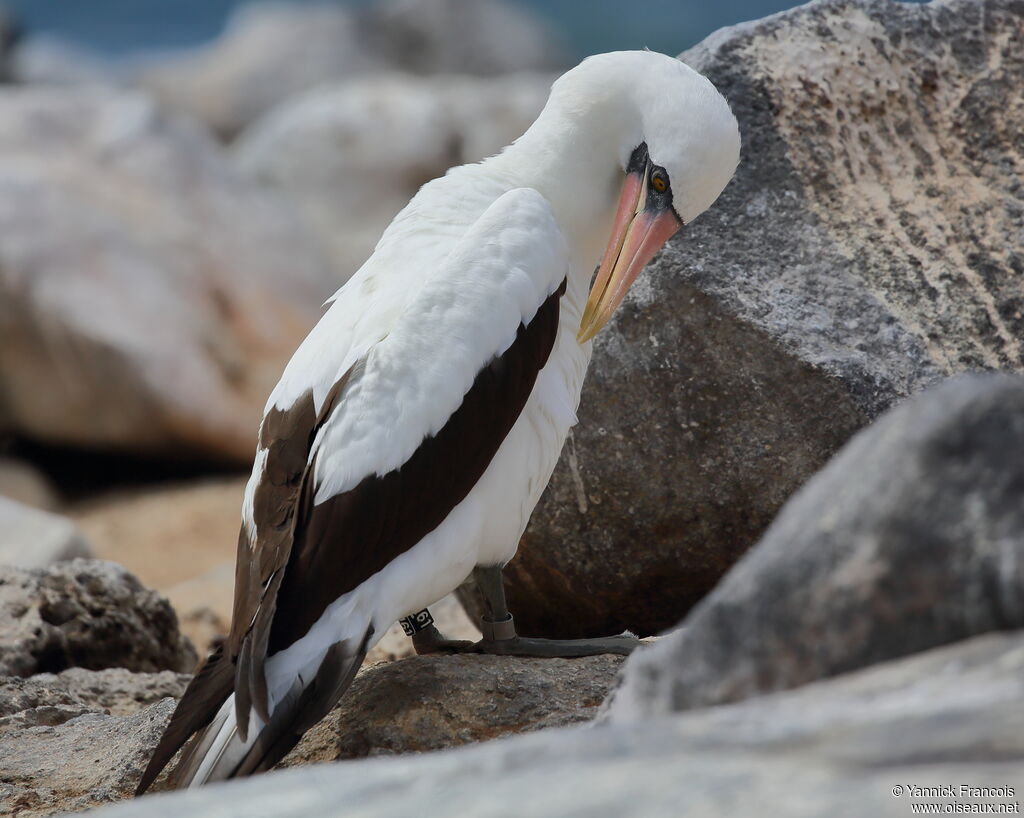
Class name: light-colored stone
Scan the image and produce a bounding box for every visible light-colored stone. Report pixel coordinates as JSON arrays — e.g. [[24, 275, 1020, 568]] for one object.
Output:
[[0, 497, 91, 569], [0, 668, 189, 726], [0, 559, 196, 677], [0, 87, 336, 463], [90, 632, 1024, 818], [0, 698, 175, 817], [234, 72, 552, 279], [607, 374, 1024, 722], [485, 0, 1024, 640]]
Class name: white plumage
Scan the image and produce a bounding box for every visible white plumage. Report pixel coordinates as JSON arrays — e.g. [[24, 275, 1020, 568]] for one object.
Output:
[[139, 49, 740, 793], [259, 188, 583, 713]]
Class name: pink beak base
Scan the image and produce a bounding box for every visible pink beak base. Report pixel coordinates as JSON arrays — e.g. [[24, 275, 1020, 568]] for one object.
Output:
[[578, 176, 681, 343]]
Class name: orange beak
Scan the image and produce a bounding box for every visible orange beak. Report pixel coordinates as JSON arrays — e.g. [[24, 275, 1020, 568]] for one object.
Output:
[[577, 170, 682, 343]]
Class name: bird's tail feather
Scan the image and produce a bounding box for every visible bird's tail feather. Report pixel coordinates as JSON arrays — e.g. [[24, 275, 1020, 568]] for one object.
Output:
[[145, 630, 372, 791]]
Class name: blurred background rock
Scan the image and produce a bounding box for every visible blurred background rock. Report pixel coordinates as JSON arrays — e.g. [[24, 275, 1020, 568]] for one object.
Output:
[[0, 0, 819, 658], [1, 1, 1022, 815]]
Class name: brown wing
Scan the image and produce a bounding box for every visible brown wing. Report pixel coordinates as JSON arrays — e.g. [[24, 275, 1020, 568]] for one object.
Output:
[[230, 368, 354, 732]]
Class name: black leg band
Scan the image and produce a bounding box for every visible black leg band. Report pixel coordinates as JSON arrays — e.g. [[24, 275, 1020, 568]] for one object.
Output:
[[399, 609, 434, 636]]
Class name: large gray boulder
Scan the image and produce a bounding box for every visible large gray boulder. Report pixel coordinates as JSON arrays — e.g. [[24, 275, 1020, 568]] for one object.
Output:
[[0, 559, 196, 677], [0, 87, 336, 463], [234, 72, 552, 279], [494, 0, 1024, 639], [607, 374, 1024, 721], [90, 631, 1024, 818]]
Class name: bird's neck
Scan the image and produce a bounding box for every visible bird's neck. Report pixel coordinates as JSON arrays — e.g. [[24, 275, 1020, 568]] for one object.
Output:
[[485, 94, 637, 282]]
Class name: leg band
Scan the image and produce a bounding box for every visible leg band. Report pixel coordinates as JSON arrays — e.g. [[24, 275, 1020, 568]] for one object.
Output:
[[480, 612, 516, 641], [399, 609, 434, 636]]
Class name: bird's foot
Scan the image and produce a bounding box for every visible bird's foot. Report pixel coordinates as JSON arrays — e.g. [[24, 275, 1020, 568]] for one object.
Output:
[[405, 607, 641, 658], [474, 613, 641, 657], [411, 624, 477, 655]]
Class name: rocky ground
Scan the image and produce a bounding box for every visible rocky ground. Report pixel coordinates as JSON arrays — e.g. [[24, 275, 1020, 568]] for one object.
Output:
[[0, 0, 1022, 815]]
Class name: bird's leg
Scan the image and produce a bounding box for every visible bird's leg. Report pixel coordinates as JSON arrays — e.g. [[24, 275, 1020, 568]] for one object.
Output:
[[471, 565, 641, 657], [403, 609, 475, 655]]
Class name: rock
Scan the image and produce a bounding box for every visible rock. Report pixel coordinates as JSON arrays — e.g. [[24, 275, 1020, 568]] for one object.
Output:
[[0, 669, 188, 814], [88, 631, 1024, 818], [0, 698, 176, 817], [0, 457, 60, 510], [0, 87, 336, 463], [0, 667, 189, 729], [0, 653, 620, 813], [282, 653, 623, 768], [0, 559, 196, 677], [606, 374, 1024, 722], [0, 497, 91, 570], [365, 0, 568, 76], [489, 0, 1024, 639], [132, 3, 384, 140], [234, 72, 552, 279]]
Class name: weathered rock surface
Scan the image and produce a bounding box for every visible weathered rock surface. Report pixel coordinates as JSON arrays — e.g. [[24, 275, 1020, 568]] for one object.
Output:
[[0, 698, 176, 817], [0, 668, 188, 729], [0, 654, 621, 814], [0, 559, 196, 677], [234, 72, 552, 279], [92, 632, 1024, 818], [282, 653, 623, 768], [0, 87, 336, 462], [493, 0, 1024, 639], [607, 374, 1024, 722], [0, 497, 91, 570]]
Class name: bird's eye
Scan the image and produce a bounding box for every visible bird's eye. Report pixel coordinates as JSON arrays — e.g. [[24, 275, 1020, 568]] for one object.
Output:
[[651, 170, 668, 193]]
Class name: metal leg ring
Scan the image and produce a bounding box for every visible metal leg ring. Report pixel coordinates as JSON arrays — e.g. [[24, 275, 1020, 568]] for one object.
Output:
[[480, 612, 516, 641]]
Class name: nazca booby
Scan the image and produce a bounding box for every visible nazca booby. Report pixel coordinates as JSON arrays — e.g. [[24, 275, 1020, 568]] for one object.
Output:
[[137, 49, 740, 792]]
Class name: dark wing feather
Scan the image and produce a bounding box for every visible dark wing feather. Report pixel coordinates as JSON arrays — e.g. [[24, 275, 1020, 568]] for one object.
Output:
[[135, 644, 233, 795]]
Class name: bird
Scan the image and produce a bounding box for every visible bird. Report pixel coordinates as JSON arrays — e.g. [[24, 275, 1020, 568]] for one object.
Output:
[[136, 49, 740, 793]]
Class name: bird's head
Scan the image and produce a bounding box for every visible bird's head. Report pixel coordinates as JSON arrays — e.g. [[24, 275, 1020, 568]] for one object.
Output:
[[547, 51, 740, 342]]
